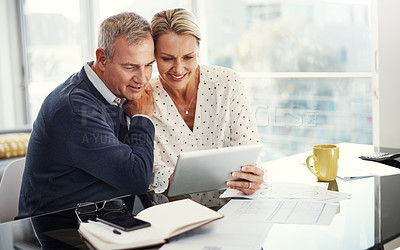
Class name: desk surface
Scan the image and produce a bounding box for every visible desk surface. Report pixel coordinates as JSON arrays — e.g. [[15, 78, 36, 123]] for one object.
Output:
[[1, 143, 400, 250]]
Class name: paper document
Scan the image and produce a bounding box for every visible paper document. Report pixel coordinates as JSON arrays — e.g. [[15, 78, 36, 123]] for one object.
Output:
[[321, 190, 351, 203], [163, 198, 338, 250], [220, 182, 328, 199], [222, 199, 338, 225], [160, 217, 271, 250], [160, 199, 273, 250], [337, 157, 400, 180]]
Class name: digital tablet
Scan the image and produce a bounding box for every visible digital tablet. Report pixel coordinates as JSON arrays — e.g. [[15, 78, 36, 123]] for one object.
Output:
[[167, 144, 263, 197]]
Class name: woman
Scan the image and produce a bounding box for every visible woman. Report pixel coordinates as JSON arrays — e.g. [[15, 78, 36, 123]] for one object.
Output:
[[150, 8, 265, 197]]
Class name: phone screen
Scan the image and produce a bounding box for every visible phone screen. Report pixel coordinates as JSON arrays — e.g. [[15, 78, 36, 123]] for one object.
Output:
[[97, 213, 151, 232]]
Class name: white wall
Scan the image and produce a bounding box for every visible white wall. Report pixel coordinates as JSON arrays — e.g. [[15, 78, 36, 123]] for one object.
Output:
[[372, 0, 400, 149]]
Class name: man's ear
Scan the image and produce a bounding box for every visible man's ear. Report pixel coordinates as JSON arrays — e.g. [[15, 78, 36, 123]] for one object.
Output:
[[95, 48, 108, 70]]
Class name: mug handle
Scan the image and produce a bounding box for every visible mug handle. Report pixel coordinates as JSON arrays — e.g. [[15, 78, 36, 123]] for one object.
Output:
[[306, 155, 319, 178]]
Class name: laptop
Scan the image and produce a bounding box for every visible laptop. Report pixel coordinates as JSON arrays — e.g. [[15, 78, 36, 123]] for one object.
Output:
[[167, 144, 263, 197]]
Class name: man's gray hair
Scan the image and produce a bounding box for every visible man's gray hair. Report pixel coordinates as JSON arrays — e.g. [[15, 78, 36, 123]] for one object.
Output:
[[98, 12, 151, 61]]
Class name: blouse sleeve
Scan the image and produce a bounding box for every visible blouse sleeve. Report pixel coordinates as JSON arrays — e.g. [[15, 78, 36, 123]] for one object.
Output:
[[228, 70, 260, 146], [226, 70, 267, 182], [150, 139, 174, 193]]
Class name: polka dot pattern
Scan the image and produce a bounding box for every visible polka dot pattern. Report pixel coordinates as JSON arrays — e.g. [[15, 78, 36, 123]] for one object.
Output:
[[151, 190, 229, 207], [150, 65, 260, 193]]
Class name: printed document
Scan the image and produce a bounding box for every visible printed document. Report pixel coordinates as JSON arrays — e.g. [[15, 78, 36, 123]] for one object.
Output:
[[220, 182, 350, 202], [337, 157, 400, 180], [160, 199, 273, 250], [219, 199, 339, 225], [161, 198, 338, 250], [220, 182, 328, 200]]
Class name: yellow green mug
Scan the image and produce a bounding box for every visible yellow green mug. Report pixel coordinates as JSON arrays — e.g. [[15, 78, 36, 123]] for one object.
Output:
[[306, 145, 339, 181]]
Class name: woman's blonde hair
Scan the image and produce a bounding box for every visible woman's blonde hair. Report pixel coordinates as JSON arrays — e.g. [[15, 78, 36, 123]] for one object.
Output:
[[151, 8, 201, 45]]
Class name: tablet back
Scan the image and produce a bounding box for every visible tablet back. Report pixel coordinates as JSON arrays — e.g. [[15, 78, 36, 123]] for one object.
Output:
[[168, 144, 263, 197]]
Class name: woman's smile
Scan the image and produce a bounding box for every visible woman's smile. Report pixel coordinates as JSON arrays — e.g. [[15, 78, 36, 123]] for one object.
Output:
[[169, 73, 186, 80]]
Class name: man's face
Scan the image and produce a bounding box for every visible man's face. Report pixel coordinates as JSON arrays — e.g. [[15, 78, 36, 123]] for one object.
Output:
[[102, 34, 155, 101]]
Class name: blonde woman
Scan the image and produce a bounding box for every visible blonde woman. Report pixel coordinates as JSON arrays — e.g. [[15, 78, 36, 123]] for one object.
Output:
[[150, 8, 265, 198]]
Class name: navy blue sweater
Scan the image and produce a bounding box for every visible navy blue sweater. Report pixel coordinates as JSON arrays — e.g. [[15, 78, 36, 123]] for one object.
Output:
[[17, 67, 154, 218]]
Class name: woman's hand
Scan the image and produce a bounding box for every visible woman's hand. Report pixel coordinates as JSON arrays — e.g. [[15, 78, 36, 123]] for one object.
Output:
[[226, 165, 265, 195], [124, 84, 154, 117]]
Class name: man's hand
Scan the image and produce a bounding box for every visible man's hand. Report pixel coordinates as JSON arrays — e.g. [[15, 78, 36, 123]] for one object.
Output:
[[124, 84, 154, 117]]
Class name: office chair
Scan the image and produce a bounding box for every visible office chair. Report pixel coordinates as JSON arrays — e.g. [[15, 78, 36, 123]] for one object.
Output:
[[0, 158, 25, 223]]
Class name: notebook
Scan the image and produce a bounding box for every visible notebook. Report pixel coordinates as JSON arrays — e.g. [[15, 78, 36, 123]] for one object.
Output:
[[168, 144, 263, 196]]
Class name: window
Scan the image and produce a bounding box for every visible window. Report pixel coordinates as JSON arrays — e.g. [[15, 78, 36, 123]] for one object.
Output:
[[18, 0, 372, 161], [199, 0, 372, 160], [19, 0, 191, 121], [20, 0, 84, 121]]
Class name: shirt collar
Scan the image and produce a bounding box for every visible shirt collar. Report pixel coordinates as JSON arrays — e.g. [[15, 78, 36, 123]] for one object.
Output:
[[84, 62, 121, 105]]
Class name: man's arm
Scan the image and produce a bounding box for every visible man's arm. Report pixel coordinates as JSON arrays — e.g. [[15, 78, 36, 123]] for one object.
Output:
[[69, 91, 154, 195]]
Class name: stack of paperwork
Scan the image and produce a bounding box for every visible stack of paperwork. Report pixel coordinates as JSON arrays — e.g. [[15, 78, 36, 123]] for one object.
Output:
[[161, 182, 348, 250], [220, 182, 349, 225]]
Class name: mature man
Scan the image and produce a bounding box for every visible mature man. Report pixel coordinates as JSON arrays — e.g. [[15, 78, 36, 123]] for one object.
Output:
[[17, 12, 156, 218]]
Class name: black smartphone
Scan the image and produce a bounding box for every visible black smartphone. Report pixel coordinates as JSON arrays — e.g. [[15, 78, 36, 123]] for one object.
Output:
[[96, 213, 151, 232]]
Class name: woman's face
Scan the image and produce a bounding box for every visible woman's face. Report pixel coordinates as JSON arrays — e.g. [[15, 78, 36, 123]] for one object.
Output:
[[155, 32, 199, 90]]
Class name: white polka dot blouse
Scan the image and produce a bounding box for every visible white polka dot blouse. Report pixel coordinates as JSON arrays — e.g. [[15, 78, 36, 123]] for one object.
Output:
[[150, 65, 260, 193]]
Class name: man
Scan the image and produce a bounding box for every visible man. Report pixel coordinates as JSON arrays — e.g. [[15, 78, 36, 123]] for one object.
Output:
[[17, 12, 156, 218]]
